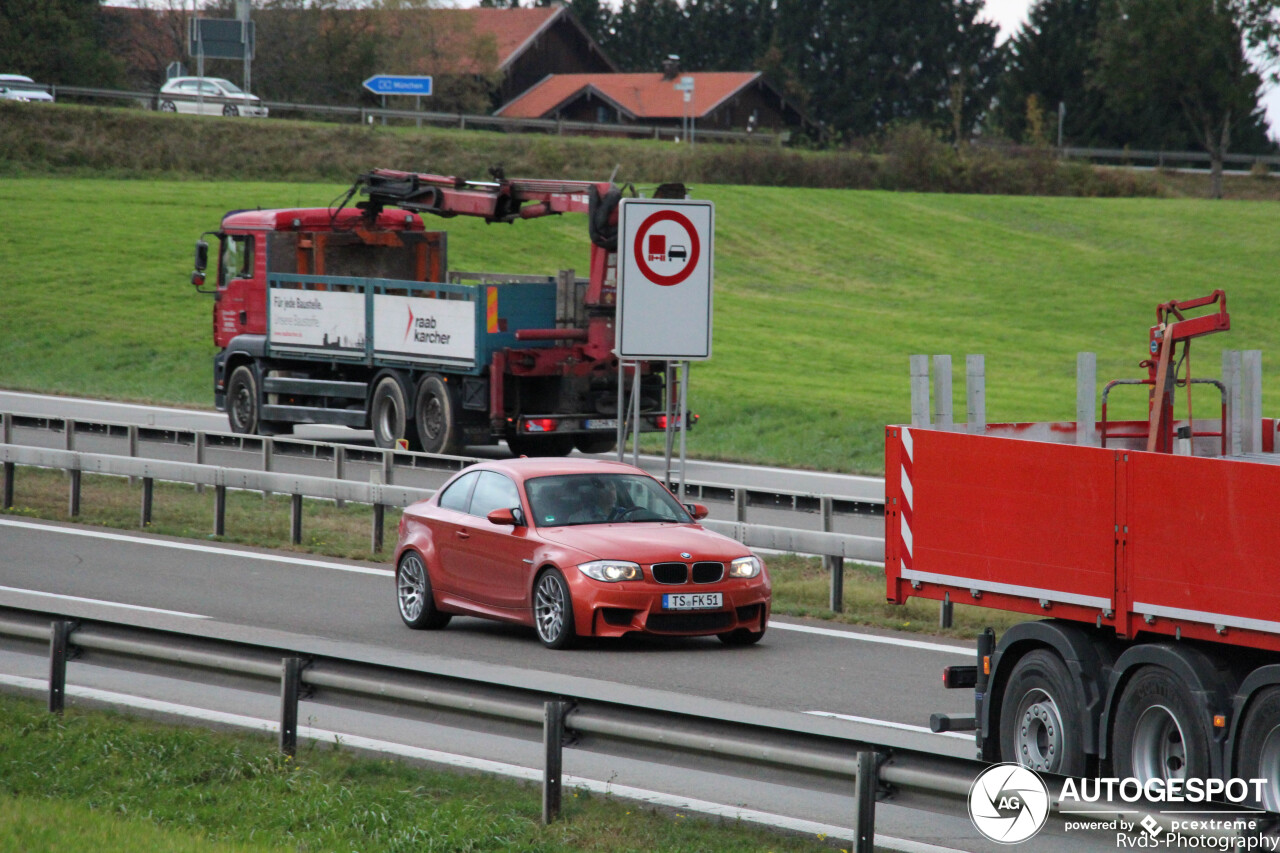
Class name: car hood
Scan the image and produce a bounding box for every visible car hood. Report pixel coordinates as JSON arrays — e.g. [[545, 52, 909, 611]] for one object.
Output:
[[535, 523, 747, 563]]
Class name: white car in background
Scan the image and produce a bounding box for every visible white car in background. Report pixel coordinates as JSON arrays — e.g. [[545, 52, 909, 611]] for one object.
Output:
[[159, 77, 268, 117], [0, 74, 55, 103]]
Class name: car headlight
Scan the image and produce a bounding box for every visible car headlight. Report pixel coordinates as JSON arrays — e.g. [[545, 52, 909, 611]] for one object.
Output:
[[578, 560, 642, 582], [729, 555, 761, 578]]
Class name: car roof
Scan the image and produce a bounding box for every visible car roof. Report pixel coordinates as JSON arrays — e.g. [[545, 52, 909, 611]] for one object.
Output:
[[0, 74, 34, 83], [165, 77, 233, 86], [464, 457, 652, 482]]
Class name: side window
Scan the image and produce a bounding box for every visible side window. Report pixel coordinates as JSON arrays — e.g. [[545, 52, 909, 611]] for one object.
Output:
[[220, 235, 254, 286], [437, 471, 479, 512], [469, 471, 521, 518]]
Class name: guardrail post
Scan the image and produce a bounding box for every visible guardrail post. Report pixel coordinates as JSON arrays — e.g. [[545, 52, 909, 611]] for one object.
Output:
[[49, 620, 74, 714], [821, 497, 844, 612], [194, 432, 206, 494], [852, 751, 878, 853], [734, 489, 746, 523], [369, 503, 384, 553], [279, 657, 302, 757], [3, 411, 12, 444], [127, 424, 139, 485], [543, 700, 569, 824], [334, 447, 346, 509], [940, 591, 953, 629], [290, 494, 303, 545], [64, 418, 76, 451], [140, 477, 153, 527], [262, 438, 274, 498], [214, 485, 227, 536], [383, 450, 394, 486], [68, 465, 82, 518], [3, 461, 14, 509]]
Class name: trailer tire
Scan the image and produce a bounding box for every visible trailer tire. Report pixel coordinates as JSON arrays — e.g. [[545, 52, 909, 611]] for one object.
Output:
[[1235, 686, 1280, 811], [371, 376, 418, 450], [574, 435, 618, 454], [998, 649, 1087, 776], [507, 434, 575, 457], [1112, 666, 1211, 784], [414, 374, 462, 455], [226, 365, 260, 434]]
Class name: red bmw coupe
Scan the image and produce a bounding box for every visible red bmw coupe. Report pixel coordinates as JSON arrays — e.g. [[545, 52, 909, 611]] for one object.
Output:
[[393, 458, 771, 648]]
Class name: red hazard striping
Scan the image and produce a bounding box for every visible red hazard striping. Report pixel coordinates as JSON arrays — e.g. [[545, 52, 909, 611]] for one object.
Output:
[[634, 210, 700, 287]]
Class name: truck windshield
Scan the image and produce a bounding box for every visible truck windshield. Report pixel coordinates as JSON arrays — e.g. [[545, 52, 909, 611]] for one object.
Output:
[[525, 474, 691, 527]]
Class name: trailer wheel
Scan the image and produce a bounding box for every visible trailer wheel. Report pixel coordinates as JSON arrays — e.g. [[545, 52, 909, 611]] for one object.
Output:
[[227, 365, 260, 434], [998, 649, 1087, 776], [574, 435, 618, 455], [371, 376, 417, 450], [1112, 666, 1211, 784], [1235, 686, 1280, 811], [414, 375, 462, 455], [507, 435, 575, 457]]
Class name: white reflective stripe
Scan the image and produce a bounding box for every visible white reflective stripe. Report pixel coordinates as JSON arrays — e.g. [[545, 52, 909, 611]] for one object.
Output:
[[902, 427, 914, 462], [1133, 602, 1280, 636], [901, 467, 913, 509], [900, 568, 1111, 611], [900, 516, 913, 556]]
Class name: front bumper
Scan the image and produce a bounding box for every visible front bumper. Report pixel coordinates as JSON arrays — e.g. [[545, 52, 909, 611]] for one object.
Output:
[[573, 578, 771, 638]]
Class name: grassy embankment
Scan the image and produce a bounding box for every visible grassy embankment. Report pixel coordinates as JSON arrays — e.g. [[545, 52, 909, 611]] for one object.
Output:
[[2, 177, 1279, 474], [0, 692, 843, 852]]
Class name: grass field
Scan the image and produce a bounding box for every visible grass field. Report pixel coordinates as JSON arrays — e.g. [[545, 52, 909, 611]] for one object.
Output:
[[0, 693, 845, 853], [2, 177, 1278, 473]]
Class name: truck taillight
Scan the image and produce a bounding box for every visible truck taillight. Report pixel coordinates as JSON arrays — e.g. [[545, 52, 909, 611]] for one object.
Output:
[[654, 413, 698, 429], [524, 418, 558, 433]]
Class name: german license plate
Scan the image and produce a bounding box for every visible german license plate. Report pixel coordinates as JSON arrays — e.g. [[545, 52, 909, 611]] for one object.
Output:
[[662, 592, 722, 610], [585, 418, 618, 430]]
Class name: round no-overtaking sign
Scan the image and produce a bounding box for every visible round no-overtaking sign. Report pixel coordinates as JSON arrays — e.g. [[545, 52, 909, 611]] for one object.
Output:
[[617, 198, 714, 360]]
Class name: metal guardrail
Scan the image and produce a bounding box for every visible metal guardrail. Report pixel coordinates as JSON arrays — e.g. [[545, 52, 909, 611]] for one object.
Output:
[[36, 84, 783, 145]]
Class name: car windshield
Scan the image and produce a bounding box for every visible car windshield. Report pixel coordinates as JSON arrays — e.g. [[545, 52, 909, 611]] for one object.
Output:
[[525, 473, 692, 527]]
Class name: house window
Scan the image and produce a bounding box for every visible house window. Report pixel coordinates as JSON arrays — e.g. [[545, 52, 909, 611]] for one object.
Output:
[[596, 105, 614, 124]]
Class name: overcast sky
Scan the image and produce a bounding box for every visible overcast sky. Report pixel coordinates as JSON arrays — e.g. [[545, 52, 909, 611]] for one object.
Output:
[[981, 0, 1280, 141]]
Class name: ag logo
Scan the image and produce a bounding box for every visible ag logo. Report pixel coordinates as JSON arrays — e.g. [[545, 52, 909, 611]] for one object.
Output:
[[968, 763, 1050, 844]]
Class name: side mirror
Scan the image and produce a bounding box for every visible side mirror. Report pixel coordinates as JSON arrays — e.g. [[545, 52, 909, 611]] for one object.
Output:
[[684, 503, 709, 521], [194, 239, 209, 273], [190, 270, 206, 288], [487, 507, 521, 526]]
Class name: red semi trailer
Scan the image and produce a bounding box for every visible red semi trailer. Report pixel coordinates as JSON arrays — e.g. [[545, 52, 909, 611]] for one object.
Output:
[[886, 291, 1280, 809], [192, 169, 687, 455]]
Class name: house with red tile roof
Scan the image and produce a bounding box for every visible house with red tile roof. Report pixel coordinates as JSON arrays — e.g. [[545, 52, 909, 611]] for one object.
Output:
[[496, 69, 808, 135]]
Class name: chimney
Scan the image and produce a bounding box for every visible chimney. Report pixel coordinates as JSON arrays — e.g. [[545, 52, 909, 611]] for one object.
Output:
[[661, 54, 680, 81]]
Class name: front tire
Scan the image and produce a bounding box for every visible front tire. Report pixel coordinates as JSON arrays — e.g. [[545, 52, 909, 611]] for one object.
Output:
[[226, 365, 260, 434], [998, 649, 1087, 776], [397, 551, 451, 630], [370, 376, 418, 450], [533, 569, 576, 649], [718, 625, 766, 646], [1112, 666, 1211, 784], [222, 104, 238, 117], [160, 99, 177, 113], [1235, 686, 1280, 811], [414, 374, 462, 455]]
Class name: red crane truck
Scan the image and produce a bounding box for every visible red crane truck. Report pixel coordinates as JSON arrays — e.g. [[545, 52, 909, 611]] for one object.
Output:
[[886, 291, 1280, 809], [191, 169, 685, 455]]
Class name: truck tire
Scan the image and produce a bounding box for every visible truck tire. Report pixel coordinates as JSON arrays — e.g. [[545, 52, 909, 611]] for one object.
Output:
[[226, 365, 260, 434], [414, 374, 462, 455], [507, 434, 575, 457], [370, 376, 418, 450], [1112, 666, 1211, 783], [1235, 686, 1280, 811], [574, 435, 618, 454], [998, 649, 1087, 776]]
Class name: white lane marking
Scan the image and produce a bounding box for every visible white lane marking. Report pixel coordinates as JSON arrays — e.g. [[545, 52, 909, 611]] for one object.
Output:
[[806, 710, 971, 741], [0, 518, 393, 577], [769, 620, 972, 656], [0, 674, 967, 853], [0, 586, 209, 619], [0, 392, 217, 418]]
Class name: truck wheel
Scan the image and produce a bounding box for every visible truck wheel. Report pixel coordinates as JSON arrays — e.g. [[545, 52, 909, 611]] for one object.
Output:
[[1235, 686, 1280, 811], [414, 375, 462, 455], [371, 376, 417, 449], [998, 649, 1087, 776], [507, 434, 575, 457], [396, 551, 451, 630], [1112, 666, 1211, 783], [226, 365, 260, 434], [574, 435, 618, 454]]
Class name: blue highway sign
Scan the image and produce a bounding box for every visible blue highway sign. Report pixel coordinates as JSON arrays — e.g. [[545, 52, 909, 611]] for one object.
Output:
[[363, 75, 433, 96]]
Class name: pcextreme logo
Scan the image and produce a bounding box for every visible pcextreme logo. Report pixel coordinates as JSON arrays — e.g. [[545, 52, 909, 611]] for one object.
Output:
[[969, 763, 1051, 844]]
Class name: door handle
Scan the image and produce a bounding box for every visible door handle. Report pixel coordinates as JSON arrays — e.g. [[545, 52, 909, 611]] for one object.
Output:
[[455, 531, 471, 540]]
